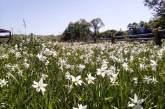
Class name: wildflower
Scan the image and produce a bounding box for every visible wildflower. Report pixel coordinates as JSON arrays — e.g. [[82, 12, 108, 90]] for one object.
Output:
[[96, 68, 106, 77], [45, 60, 49, 66], [132, 77, 138, 85], [109, 73, 118, 85], [143, 76, 158, 84], [150, 60, 157, 71], [85, 73, 95, 84], [65, 72, 72, 80], [24, 62, 30, 69], [1, 103, 7, 108], [15, 52, 21, 58], [37, 53, 47, 62], [151, 77, 158, 84], [41, 74, 48, 80], [139, 63, 146, 70], [78, 64, 85, 72], [122, 62, 129, 71], [128, 94, 144, 109], [43, 48, 52, 56], [73, 104, 87, 109], [0, 79, 8, 87], [71, 75, 83, 86], [32, 78, 48, 95]]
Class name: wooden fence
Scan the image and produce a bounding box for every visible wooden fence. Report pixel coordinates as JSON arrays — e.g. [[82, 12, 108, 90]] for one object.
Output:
[[100, 29, 165, 46], [0, 29, 12, 43]]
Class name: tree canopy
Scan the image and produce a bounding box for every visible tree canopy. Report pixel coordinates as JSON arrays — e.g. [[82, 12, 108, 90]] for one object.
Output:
[[62, 19, 91, 41], [144, 0, 165, 17]]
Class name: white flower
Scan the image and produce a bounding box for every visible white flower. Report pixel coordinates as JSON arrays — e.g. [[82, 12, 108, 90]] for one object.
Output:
[[122, 62, 129, 71], [143, 76, 151, 84], [132, 77, 138, 85], [1, 103, 7, 108], [96, 68, 106, 77], [24, 62, 30, 69], [0, 79, 8, 87], [151, 77, 158, 84], [150, 60, 157, 71], [43, 48, 52, 56], [37, 53, 47, 62], [143, 76, 158, 84], [71, 75, 83, 86], [128, 94, 144, 109], [41, 74, 48, 80], [78, 64, 85, 72], [32, 78, 48, 95], [85, 73, 95, 84], [73, 104, 87, 109], [65, 72, 72, 80], [139, 63, 146, 70], [109, 73, 118, 85], [45, 60, 49, 66], [15, 52, 21, 58]]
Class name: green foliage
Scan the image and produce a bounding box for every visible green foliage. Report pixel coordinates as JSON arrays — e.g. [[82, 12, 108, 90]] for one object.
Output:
[[144, 0, 165, 17], [148, 17, 165, 29], [62, 19, 91, 41], [144, 0, 165, 29], [100, 30, 117, 38]]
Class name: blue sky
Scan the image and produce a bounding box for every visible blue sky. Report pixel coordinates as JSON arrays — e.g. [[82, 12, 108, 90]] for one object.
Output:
[[0, 0, 153, 35]]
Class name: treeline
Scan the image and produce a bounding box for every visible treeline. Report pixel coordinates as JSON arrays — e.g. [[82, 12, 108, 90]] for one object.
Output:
[[61, 18, 128, 42], [60, 18, 165, 42], [60, 0, 165, 42], [61, 18, 105, 42]]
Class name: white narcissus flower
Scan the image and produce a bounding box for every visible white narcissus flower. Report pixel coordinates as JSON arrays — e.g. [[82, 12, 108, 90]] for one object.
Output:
[[32, 78, 48, 95], [151, 77, 158, 84], [122, 62, 129, 71], [139, 63, 146, 70], [73, 104, 87, 109], [24, 62, 30, 69], [71, 75, 83, 86], [36, 53, 47, 62], [0, 79, 8, 87], [41, 74, 48, 80], [78, 64, 85, 72], [143, 76, 158, 84], [65, 72, 72, 80], [150, 60, 157, 71], [43, 48, 52, 56], [128, 94, 144, 109], [132, 77, 138, 85], [85, 73, 95, 84], [15, 52, 21, 58]]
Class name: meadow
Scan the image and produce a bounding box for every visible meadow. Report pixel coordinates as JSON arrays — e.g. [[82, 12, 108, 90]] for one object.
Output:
[[0, 37, 165, 109]]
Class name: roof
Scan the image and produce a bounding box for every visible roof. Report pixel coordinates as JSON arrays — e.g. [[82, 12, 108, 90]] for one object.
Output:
[[0, 29, 11, 33]]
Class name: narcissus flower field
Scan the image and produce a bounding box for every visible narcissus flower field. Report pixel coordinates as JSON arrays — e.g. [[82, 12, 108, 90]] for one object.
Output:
[[0, 38, 165, 109]]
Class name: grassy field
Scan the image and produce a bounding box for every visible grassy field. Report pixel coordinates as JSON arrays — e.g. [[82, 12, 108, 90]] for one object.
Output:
[[0, 36, 165, 109]]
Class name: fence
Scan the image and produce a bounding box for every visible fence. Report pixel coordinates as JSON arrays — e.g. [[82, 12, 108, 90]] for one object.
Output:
[[100, 29, 165, 46], [0, 29, 12, 43]]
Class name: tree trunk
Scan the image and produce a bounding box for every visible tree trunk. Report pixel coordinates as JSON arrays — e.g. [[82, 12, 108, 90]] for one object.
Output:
[[93, 29, 97, 43]]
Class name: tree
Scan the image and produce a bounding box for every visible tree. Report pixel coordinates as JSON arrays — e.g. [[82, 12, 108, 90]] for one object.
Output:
[[62, 19, 91, 41], [100, 30, 117, 38], [90, 18, 104, 42], [144, 0, 165, 17], [144, 0, 165, 28]]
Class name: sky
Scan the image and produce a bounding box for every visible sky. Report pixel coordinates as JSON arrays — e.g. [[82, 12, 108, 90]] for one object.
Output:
[[0, 0, 153, 35]]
